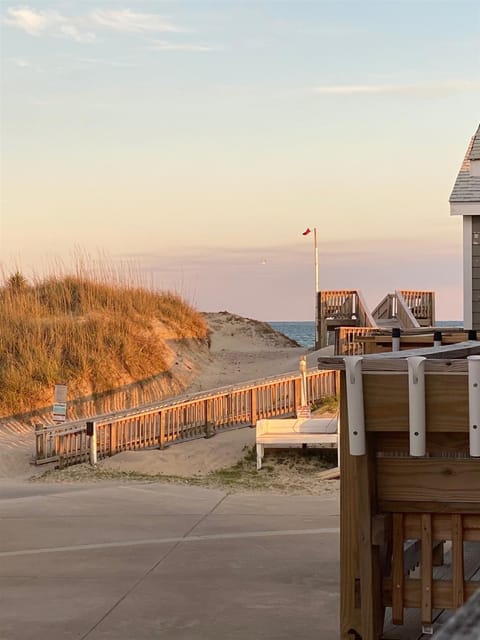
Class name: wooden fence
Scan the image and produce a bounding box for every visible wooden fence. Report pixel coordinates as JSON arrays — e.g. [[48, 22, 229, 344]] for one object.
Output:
[[35, 369, 337, 467], [335, 327, 469, 356]]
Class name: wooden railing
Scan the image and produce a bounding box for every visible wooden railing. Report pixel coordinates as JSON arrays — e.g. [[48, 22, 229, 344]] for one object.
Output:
[[318, 290, 377, 348], [398, 289, 435, 326], [336, 327, 469, 356], [371, 291, 435, 329], [356, 290, 377, 329], [335, 327, 377, 356], [394, 290, 420, 329], [371, 293, 395, 321], [35, 370, 337, 467]]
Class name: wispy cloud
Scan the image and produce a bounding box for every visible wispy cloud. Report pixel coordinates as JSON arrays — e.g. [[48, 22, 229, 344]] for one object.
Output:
[[4, 6, 95, 42], [4, 6, 52, 35], [149, 40, 217, 52], [3, 6, 184, 42], [90, 9, 182, 33], [312, 81, 480, 97]]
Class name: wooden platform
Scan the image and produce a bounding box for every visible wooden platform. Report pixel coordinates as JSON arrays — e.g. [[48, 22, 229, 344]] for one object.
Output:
[[318, 342, 480, 639]]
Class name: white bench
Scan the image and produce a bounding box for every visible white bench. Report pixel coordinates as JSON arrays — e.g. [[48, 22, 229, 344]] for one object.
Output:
[[255, 417, 338, 470]]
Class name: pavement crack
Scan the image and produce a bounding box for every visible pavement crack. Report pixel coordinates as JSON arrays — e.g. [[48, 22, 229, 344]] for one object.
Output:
[[79, 492, 228, 639]]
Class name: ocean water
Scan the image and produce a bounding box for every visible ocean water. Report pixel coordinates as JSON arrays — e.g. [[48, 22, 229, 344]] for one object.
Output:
[[269, 320, 463, 351], [269, 321, 315, 349]]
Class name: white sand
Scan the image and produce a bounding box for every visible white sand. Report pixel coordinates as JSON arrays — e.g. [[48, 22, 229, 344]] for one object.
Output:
[[100, 427, 257, 478]]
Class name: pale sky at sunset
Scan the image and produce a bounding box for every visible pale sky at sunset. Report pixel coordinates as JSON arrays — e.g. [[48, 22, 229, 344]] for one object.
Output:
[[1, 1, 479, 320]]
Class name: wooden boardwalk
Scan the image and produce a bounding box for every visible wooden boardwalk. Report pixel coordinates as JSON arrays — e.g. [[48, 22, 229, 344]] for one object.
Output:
[[34, 368, 338, 467]]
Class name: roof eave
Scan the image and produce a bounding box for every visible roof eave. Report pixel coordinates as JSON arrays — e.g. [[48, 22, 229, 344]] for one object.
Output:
[[450, 201, 480, 216]]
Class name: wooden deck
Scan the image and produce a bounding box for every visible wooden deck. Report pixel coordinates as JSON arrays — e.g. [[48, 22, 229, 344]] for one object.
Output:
[[319, 342, 480, 639]]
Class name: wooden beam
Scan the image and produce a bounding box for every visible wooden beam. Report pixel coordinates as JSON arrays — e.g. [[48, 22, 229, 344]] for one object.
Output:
[[339, 373, 362, 638], [377, 459, 480, 503], [383, 579, 479, 609]]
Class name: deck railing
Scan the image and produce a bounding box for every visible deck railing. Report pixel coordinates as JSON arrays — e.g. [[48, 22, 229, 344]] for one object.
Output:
[[398, 289, 435, 326], [35, 369, 337, 467], [335, 327, 378, 356]]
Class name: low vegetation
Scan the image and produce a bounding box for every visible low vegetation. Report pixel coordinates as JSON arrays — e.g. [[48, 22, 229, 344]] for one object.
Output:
[[0, 269, 208, 416], [33, 445, 338, 494]]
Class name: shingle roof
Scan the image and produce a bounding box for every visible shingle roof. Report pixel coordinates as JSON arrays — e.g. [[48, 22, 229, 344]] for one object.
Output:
[[470, 124, 480, 161], [449, 124, 480, 203]]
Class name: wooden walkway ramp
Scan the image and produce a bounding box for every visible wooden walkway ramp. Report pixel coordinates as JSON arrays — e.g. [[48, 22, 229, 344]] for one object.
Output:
[[34, 368, 338, 467], [318, 290, 435, 349]]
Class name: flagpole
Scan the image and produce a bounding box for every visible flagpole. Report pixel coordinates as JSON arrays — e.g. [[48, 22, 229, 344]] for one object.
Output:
[[314, 227, 319, 350]]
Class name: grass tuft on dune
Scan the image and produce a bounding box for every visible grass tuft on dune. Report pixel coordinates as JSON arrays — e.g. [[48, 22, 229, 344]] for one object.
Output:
[[0, 270, 208, 416]]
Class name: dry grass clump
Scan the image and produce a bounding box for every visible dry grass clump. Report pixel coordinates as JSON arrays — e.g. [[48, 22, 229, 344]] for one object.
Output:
[[0, 269, 208, 416]]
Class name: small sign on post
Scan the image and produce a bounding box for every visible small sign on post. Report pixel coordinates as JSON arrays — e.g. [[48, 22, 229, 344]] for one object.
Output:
[[296, 356, 311, 419], [53, 384, 67, 423]]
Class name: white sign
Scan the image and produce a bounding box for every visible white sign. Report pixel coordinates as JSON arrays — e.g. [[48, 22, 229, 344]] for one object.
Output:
[[53, 385, 67, 423]]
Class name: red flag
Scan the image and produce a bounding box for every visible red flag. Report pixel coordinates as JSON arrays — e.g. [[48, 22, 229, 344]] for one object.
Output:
[[302, 228, 311, 236]]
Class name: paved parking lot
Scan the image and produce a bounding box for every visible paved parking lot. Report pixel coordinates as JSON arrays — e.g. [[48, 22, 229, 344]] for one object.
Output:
[[0, 481, 340, 640]]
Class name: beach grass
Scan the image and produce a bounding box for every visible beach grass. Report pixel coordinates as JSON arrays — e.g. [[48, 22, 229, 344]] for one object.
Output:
[[0, 264, 208, 416]]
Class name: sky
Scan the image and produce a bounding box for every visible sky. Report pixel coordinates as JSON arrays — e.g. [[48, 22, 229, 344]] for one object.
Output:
[[1, 0, 479, 321]]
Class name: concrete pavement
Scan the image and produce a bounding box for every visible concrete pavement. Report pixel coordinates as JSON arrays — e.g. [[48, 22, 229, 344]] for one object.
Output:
[[0, 481, 339, 639]]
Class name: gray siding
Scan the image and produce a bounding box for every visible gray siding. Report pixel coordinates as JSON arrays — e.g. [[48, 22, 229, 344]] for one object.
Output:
[[473, 217, 480, 329]]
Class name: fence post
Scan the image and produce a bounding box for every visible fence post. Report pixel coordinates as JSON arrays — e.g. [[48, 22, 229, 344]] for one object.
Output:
[[250, 388, 257, 427], [87, 421, 97, 465], [204, 399, 214, 438], [109, 422, 117, 457], [159, 411, 166, 449], [35, 423, 45, 460], [294, 377, 302, 412]]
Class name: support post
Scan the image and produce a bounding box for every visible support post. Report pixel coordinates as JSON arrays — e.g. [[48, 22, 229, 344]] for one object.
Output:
[[87, 421, 97, 466], [433, 330, 442, 348], [468, 356, 480, 457], [392, 327, 401, 352], [407, 356, 426, 457], [314, 227, 319, 350], [250, 388, 257, 427], [344, 357, 366, 456]]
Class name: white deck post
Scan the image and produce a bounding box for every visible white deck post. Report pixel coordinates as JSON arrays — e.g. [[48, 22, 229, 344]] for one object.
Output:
[[468, 356, 480, 457], [344, 356, 366, 455], [407, 357, 426, 457]]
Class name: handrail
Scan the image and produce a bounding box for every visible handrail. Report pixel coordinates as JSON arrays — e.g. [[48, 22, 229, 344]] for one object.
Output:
[[356, 290, 377, 328], [398, 289, 435, 325], [395, 290, 421, 329], [35, 369, 337, 466], [371, 293, 395, 321]]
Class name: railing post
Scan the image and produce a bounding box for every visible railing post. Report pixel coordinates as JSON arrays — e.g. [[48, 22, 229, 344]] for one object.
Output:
[[109, 422, 117, 457], [250, 388, 257, 427], [392, 327, 401, 352], [86, 421, 97, 465], [159, 411, 166, 449], [204, 399, 214, 438], [294, 377, 302, 413], [35, 423, 45, 460]]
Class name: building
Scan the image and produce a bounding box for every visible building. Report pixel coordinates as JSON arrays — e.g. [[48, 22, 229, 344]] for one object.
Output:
[[450, 124, 480, 331]]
